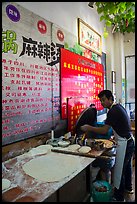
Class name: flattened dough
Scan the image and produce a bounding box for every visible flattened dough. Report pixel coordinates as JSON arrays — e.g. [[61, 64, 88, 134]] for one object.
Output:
[[2, 178, 11, 191], [42, 144, 53, 151], [22, 154, 80, 182], [67, 144, 80, 151], [28, 145, 52, 156], [78, 146, 91, 154]]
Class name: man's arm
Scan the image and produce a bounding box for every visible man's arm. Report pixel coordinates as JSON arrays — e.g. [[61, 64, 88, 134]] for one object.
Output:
[[80, 124, 111, 135]]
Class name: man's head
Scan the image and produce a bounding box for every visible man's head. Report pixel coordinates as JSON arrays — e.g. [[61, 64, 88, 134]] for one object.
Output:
[[98, 90, 114, 109]]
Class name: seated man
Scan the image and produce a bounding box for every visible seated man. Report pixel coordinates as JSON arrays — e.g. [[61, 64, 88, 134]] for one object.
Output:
[[75, 103, 97, 136]]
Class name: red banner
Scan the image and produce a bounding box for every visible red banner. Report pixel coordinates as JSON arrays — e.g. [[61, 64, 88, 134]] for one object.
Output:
[[60, 48, 104, 125]]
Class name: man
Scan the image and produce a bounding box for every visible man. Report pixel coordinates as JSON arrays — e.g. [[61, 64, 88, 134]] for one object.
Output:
[[75, 103, 97, 136], [81, 90, 135, 201], [76, 103, 115, 182]]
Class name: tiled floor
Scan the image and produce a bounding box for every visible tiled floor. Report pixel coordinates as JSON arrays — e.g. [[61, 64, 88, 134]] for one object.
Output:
[[90, 165, 135, 202]]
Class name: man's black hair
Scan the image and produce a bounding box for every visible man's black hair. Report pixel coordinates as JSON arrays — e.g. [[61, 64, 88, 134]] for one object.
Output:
[[98, 90, 114, 101]]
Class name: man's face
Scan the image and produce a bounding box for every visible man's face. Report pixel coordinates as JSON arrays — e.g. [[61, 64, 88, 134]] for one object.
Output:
[[99, 95, 111, 108]]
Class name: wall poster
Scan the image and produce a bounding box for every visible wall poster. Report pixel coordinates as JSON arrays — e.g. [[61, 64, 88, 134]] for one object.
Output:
[[2, 2, 106, 145], [78, 18, 102, 56], [60, 48, 104, 133], [2, 2, 63, 145]]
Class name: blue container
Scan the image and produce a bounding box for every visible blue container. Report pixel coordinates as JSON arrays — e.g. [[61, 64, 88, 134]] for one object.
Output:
[[92, 180, 112, 202]]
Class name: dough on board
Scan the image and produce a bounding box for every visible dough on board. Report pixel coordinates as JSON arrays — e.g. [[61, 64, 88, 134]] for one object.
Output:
[[22, 154, 81, 182], [2, 178, 11, 191], [78, 146, 91, 154], [67, 144, 81, 151]]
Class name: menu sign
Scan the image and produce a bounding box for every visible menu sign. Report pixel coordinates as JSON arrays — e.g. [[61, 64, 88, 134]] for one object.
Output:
[[60, 48, 104, 119], [2, 3, 61, 145]]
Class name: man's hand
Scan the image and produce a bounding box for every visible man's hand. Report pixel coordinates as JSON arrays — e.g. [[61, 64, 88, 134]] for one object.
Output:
[[81, 124, 110, 135], [80, 124, 92, 132]]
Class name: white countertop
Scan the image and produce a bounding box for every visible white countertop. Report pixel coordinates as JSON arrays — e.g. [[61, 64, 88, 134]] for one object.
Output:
[[2, 151, 95, 202]]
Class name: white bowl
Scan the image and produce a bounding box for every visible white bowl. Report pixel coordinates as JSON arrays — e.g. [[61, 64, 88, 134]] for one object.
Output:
[[58, 140, 70, 147]]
